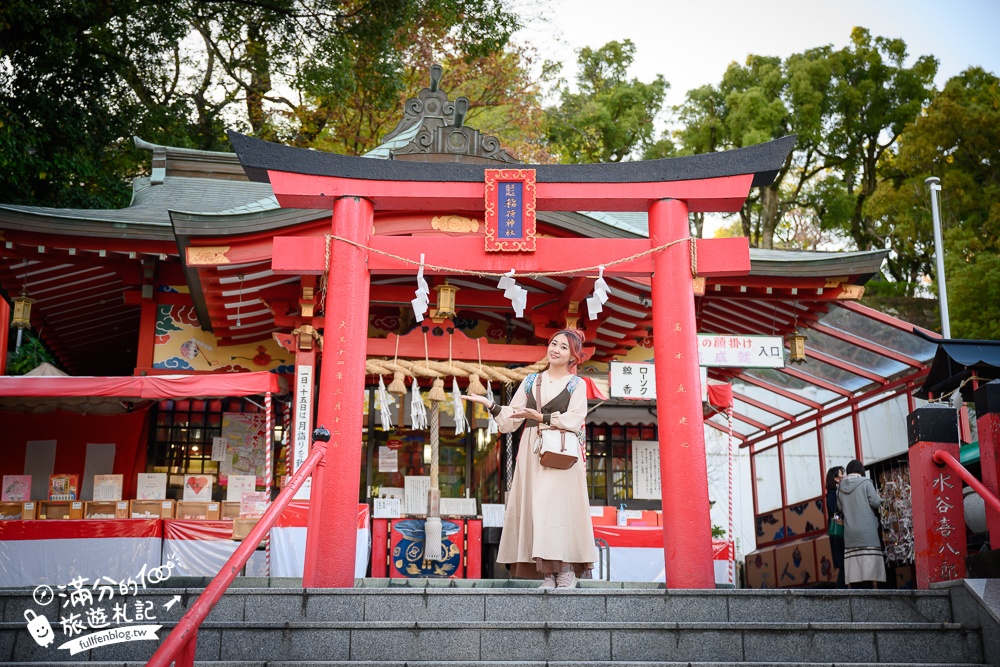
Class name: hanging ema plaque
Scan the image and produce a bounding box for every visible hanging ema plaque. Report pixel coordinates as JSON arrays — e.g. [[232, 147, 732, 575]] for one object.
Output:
[[484, 169, 536, 252]]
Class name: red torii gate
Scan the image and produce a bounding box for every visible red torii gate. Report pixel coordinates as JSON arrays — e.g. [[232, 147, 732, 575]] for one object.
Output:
[[229, 131, 795, 589]]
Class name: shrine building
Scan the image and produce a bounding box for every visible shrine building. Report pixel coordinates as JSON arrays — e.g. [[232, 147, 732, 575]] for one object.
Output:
[[0, 68, 940, 589]]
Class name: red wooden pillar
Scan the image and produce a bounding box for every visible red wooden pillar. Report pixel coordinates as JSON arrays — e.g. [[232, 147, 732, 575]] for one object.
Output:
[[974, 380, 1000, 549], [135, 298, 157, 372], [907, 402, 966, 589], [0, 297, 9, 375], [648, 198, 715, 589], [302, 195, 373, 588]]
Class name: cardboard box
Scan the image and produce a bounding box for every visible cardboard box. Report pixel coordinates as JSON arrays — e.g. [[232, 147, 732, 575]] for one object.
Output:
[[129, 499, 175, 519], [221, 502, 241, 519], [0, 501, 25, 520], [84, 501, 129, 519], [38, 500, 84, 520], [175, 501, 221, 520], [745, 547, 776, 589], [775, 538, 817, 588]]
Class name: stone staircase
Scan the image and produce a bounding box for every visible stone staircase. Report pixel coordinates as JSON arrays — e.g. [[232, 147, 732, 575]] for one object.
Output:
[[2, 578, 997, 666]]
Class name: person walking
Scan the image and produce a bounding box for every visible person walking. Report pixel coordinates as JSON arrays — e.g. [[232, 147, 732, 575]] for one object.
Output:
[[837, 459, 886, 588]]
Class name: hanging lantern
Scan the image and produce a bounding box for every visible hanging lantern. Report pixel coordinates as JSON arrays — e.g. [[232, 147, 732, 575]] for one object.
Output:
[[788, 330, 807, 364], [431, 281, 459, 321], [11, 290, 33, 330]]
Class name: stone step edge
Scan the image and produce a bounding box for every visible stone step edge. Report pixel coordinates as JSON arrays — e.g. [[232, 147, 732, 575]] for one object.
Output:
[[1, 661, 992, 667], [0, 620, 967, 631], [0, 586, 956, 597]]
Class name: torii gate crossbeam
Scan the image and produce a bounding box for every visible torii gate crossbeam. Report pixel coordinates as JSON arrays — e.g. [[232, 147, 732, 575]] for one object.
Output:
[[229, 131, 795, 589]]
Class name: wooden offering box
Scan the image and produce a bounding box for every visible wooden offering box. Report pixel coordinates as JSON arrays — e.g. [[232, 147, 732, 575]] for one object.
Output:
[[0, 502, 25, 520], [221, 502, 241, 520], [231, 517, 260, 541], [129, 499, 175, 519], [84, 501, 129, 519], [175, 501, 221, 520], [38, 500, 84, 520]]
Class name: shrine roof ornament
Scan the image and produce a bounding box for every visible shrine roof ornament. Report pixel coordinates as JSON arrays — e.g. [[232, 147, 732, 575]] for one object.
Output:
[[228, 130, 795, 189], [366, 64, 519, 164]]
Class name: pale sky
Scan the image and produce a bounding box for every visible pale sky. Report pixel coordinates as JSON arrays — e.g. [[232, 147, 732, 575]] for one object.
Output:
[[519, 0, 1000, 111]]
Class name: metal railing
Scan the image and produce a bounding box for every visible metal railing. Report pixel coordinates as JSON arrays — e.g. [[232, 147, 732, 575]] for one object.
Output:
[[146, 431, 329, 667], [933, 449, 1000, 517]]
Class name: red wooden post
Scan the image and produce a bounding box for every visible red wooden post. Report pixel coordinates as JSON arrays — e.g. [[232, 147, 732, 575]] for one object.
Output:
[[0, 297, 9, 375], [135, 299, 156, 372], [975, 380, 1000, 550], [302, 196, 374, 588], [907, 403, 966, 588], [466, 518, 482, 579], [648, 198, 716, 589], [371, 518, 389, 578]]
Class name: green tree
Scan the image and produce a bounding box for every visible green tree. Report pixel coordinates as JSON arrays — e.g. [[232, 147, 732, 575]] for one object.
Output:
[[544, 40, 668, 163], [0, 0, 522, 208], [670, 29, 937, 252], [866, 67, 1000, 337]]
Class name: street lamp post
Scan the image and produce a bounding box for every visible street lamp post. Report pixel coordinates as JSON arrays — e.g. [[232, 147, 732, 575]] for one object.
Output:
[[925, 176, 951, 338]]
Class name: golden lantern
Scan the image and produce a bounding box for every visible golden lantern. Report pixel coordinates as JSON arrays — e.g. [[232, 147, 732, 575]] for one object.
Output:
[[788, 330, 807, 364], [11, 290, 33, 330], [431, 281, 459, 321]]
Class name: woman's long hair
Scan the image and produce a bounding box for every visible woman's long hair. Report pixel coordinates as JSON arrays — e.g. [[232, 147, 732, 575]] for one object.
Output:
[[826, 466, 845, 492], [550, 329, 587, 372]]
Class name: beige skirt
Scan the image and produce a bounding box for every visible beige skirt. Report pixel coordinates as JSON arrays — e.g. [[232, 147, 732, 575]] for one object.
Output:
[[844, 546, 886, 584], [497, 429, 597, 578]]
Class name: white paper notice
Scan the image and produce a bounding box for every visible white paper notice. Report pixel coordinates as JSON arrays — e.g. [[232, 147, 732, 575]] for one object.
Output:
[[439, 497, 477, 517], [589, 506, 606, 517], [374, 497, 402, 518], [211, 437, 228, 462], [378, 446, 398, 473], [226, 475, 256, 502], [403, 476, 430, 515], [92, 474, 123, 501], [136, 473, 167, 500], [632, 440, 661, 500], [482, 503, 506, 527]]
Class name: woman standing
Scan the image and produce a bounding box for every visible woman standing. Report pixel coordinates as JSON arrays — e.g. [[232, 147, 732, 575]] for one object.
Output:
[[825, 466, 846, 588], [837, 459, 886, 588], [463, 329, 596, 588]]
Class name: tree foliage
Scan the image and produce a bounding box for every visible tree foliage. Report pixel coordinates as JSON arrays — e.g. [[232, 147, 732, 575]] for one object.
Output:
[[0, 0, 521, 207], [866, 67, 1000, 337], [543, 40, 667, 163], [670, 28, 937, 252]]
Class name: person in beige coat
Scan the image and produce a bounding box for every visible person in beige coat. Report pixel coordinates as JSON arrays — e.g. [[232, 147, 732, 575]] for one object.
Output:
[[463, 329, 596, 588]]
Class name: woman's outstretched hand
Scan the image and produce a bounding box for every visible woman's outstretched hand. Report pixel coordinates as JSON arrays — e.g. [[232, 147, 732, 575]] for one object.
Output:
[[460, 394, 490, 407]]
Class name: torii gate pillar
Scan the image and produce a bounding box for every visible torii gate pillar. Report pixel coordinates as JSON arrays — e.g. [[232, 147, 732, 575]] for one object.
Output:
[[649, 198, 716, 588], [302, 196, 373, 588]]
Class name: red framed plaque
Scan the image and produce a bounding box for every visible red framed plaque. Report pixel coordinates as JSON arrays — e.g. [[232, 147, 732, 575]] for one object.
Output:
[[484, 169, 536, 252]]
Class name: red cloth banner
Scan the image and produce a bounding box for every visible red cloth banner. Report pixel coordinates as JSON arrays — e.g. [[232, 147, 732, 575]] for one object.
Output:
[[707, 383, 734, 409], [0, 409, 149, 499]]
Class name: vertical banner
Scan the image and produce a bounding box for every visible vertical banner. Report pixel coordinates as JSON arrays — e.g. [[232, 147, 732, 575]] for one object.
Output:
[[484, 169, 537, 252], [293, 365, 314, 500]]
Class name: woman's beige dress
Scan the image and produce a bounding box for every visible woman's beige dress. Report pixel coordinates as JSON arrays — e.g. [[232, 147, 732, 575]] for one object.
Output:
[[495, 372, 597, 578]]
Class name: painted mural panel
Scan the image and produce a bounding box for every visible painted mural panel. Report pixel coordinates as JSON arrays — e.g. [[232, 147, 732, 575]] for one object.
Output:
[[153, 303, 291, 373]]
